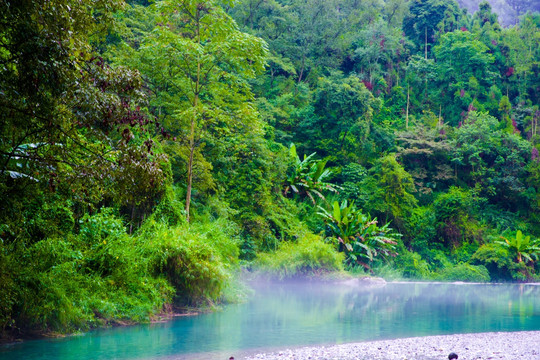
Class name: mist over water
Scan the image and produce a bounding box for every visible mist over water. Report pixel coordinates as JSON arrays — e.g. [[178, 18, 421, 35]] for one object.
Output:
[[2, 281, 540, 360]]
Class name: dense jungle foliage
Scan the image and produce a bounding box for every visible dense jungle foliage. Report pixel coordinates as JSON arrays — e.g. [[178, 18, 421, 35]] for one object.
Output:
[[1, 0, 540, 339]]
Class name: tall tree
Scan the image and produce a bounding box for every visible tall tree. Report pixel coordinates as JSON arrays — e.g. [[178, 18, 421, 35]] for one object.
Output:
[[297, 74, 381, 163], [352, 19, 411, 90], [403, 0, 461, 57], [113, 0, 268, 222], [451, 112, 531, 211], [433, 30, 496, 125], [502, 13, 540, 103], [396, 123, 453, 202], [364, 154, 418, 233], [0, 0, 167, 228]]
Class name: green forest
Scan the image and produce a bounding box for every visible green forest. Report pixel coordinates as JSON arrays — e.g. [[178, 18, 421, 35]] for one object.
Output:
[[1, 0, 540, 339]]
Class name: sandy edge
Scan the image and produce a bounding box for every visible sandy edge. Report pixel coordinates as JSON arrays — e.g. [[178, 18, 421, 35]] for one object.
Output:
[[244, 331, 540, 360]]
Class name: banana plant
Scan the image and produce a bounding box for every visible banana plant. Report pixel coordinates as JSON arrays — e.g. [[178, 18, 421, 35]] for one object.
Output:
[[318, 200, 400, 268], [496, 230, 540, 264], [283, 144, 340, 204]]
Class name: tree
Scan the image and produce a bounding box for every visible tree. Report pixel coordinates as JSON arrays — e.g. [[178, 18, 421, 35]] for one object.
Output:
[[282, 0, 344, 82], [502, 13, 540, 102], [433, 30, 496, 125], [364, 154, 418, 233], [451, 112, 531, 210], [113, 0, 268, 222], [298, 74, 381, 163], [383, 0, 410, 28], [352, 19, 411, 91], [405, 54, 437, 106], [471, 1, 499, 29], [1, 0, 118, 185], [431, 186, 481, 248], [403, 0, 461, 57], [434, 31, 495, 83], [396, 123, 453, 201], [1, 0, 167, 230]]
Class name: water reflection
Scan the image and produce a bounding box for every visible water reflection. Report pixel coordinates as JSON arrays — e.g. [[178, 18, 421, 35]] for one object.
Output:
[[1, 282, 539, 360]]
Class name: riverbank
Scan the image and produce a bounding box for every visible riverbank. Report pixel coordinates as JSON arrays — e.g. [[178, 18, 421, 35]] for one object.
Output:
[[245, 331, 540, 360]]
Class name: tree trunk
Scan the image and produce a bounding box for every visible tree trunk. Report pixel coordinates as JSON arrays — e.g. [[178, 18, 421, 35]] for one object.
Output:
[[185, 11, 202, 223], [424, 26, 428, 60], [406, 84, 410, 129], [185, 109, 196, 223]]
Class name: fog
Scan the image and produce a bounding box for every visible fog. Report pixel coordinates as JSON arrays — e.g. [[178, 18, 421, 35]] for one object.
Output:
[[3, 281, 539, 360], [457, 0, 540, 26]]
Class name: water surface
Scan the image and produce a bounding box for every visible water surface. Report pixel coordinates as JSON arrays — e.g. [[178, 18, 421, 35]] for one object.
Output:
[[2, 281, 539, 360]]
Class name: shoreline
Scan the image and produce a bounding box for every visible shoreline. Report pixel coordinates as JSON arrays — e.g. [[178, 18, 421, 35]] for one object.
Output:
[[245, 331, 540, 360], [0, 306, 201, 345]]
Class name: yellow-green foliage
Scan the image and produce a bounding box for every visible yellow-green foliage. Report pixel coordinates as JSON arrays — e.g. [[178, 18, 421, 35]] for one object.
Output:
[[393, 249, 431, 279], [0, 232, 175, 334], [138, 218, 240, 306], [255, 234, 344, 279], [0, 210, 241, 335], [434, 263, 491, 282], [472, 241, 532, 281]]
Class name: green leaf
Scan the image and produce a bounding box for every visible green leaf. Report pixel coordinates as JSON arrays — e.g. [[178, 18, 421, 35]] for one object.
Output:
[[332, 201, 341, 223]]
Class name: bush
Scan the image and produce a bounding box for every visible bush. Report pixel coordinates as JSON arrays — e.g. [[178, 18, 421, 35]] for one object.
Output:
[[0, 208, 236, 336], [255, 233, 344, 279], [431, 187, 482, 247], [149, 185, 185, 226], [138, 218, 241, 306], [409, 206, 438, 255], [0, 244, 21, 334], [452, 241, 480, 264], [371, 263, 404, 280], [434, 263, 491, 282], [393, 249, 431, 279], [471, 242, 530, 281], [1, 230, 175, 336], [78, 208, 125, 243]]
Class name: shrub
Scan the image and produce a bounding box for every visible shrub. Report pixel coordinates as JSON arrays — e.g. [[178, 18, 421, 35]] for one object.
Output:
[[1, 233, 176, 336], [78, 208, 125, 243], [472, 242, 532, 281], [139, 218, 241, 306], [149, 185, 185, 226], [452, 241, 480, 264], [255, 233, 344, 279], [0, 244, 21, 334], [434, 263, 491, 282], [1, 209, 189, 336], [409, 206, 438, 255], [318, 200, 401, 268], [393, 249, 431, 279], [431, 187, 481, 247]]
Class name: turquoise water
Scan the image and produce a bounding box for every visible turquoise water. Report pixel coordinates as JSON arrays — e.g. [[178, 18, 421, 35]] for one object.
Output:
[[1, 281, 540, 360]]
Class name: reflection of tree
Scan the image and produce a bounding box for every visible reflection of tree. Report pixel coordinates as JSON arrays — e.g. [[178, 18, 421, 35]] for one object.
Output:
[[243, 282, 540, 348]]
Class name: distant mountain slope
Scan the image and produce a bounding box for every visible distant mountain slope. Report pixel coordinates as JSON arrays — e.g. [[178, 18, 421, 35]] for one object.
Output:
[[456, 0, 540, 26]]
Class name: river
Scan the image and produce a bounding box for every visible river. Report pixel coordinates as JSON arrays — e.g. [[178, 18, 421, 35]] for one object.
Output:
[[1, 281, 539, 360]]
